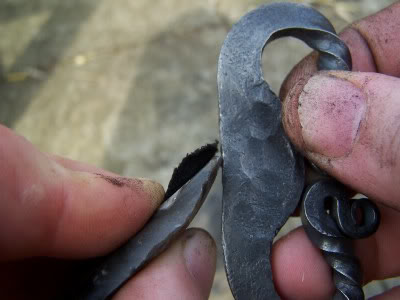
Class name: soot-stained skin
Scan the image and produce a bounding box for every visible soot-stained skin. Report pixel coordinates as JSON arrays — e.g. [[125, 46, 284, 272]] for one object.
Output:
[[94, 173, 140, 187], [164, 141, 218, 200]]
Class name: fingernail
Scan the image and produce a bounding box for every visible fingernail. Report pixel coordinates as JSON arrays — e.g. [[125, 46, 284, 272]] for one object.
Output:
[[183, 228, 216, 296], [141, 179, 165, 208], [298, 73, 367, 158], [93, 173, 164, 208]]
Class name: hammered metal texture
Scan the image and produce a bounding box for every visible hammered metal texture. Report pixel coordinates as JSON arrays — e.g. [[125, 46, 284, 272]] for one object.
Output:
[[218, 3, 351, 299]]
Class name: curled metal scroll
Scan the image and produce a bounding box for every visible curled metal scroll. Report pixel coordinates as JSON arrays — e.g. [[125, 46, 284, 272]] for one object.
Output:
[[218, 3, 351, 299], [301, 180, 380, 300]]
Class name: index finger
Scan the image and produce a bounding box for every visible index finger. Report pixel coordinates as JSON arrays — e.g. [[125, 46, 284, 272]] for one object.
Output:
[[280, 2, 400, 100], [0, 125, 164, 260]]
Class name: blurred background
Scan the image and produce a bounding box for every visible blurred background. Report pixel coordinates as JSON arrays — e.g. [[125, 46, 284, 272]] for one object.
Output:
[[0, 0, 398, 298]]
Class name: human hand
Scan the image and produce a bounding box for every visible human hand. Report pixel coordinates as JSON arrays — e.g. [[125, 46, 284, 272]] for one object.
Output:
[[0, 125, 216, 300], [271, 2, 400, 299]]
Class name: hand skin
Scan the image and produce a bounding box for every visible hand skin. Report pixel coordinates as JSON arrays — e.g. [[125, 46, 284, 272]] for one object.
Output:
[[2, 3, 400, 300], [0, 125, 216, 300], [272, 2, 400, 300]]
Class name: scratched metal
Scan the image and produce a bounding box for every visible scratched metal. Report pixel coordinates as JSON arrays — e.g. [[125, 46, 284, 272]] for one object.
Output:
[[218, 3, 351, 299]]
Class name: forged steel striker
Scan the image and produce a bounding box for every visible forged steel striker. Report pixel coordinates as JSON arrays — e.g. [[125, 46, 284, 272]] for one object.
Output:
[[218, 2, 379, 300]]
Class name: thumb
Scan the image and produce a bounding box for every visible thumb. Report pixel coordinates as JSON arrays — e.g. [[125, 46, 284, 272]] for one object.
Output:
[[283, 71, 400, 208], [112, 228, 217, 300], [0, 125, 165, 260]]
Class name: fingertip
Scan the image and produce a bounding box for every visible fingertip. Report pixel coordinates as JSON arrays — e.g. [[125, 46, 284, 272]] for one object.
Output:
[[282, 70, 400, 206], [272, 228, 333, 300], [282, 74, 310, 153], [141, 179, 165, 208], [351, 2, 400, 77], [113, 228, 216, 300], [49, 172, 164, 258], [0, 124, 167, 260], [183, 228, 217, 297], [338, 27, 376, 73]]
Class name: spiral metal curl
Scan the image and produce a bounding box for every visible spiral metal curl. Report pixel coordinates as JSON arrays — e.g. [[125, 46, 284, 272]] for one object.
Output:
[[301, 180, 380, 300]]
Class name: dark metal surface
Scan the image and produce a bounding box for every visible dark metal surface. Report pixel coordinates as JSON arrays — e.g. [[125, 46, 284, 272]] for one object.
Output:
[[68, 153, 221, 300], [301, 180, 380, 300], [218, 2, 351, 299], [165, 142, 218, 200]]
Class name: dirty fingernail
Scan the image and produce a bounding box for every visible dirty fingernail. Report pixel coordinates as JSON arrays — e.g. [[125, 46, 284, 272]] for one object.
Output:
[[141, 178, 165, 208], [183, 228, 217, 297], [298, 73, 367, 158], [93, 173, 165, 208]]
